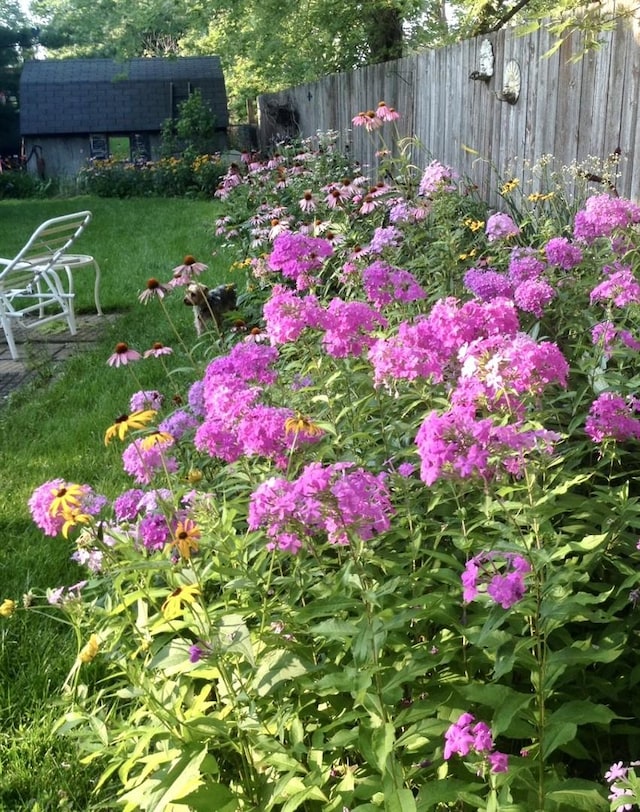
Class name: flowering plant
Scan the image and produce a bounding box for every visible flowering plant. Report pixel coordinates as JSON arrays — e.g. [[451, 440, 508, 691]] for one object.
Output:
[[6, 107, 640, 811]]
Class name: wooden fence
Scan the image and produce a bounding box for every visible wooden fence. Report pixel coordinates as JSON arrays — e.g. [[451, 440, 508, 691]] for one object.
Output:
[[256, 15, 640, 207]]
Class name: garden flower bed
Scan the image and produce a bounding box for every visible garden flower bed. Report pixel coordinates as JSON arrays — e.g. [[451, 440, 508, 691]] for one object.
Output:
[[6, 110, 640, 810]]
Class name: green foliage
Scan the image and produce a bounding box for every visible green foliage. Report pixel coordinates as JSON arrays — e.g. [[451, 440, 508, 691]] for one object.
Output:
[[0, 170, 59, 198], [77, 154, 226, 199], [160, 89, 218, 159]]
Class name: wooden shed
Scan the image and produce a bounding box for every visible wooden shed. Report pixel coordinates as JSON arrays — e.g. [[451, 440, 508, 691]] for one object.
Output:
[[19, 56, 229, 178]]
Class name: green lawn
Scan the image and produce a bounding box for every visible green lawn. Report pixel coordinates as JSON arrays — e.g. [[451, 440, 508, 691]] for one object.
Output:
[[0, 195, 231, 810]]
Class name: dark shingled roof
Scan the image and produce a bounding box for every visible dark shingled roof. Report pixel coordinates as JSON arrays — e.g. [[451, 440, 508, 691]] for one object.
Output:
[[20, 56, 228, 136]]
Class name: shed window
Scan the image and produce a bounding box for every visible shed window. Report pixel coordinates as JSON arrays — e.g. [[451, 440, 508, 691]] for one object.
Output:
[[89, 134, 108, 160]]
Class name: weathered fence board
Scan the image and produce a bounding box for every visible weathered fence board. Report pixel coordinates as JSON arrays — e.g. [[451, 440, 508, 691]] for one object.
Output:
[[257, 15, 640, 206]]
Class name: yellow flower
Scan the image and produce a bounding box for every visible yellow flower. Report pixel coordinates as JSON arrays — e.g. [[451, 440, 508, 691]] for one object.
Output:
[[78, 633, 100, 664], [500, 178, 520, 194], [162, 584, 201, 620], [139, 431, 174, 450], [284, 413, 323, 437], [105, 409, 156, 445], [459, 248, 478, 261], [463, 218, 484, 232], [528, 192, 555, 203], [49, 483, 85, 517], [172, 519, 201, 560], [0, 599, 16, 618], [61, 509, 92, 539], [187, 468, 203, 484]]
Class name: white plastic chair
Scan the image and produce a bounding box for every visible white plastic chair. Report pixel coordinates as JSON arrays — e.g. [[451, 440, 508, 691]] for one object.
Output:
[[0, 210, 93, 361]]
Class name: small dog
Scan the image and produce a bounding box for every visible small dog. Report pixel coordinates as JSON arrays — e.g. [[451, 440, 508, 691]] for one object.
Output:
[[183, 282, 237, 336]]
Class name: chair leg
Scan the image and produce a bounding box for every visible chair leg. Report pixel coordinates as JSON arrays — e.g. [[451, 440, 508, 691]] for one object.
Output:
[[91, 258, 103, 316], [0, 311, 19, 361]]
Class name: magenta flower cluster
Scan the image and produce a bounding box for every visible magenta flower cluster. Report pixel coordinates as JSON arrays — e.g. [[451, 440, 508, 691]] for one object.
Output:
[[590, 263, 640, 308], [485, 212, 520, 242], [573, 194, 640, 244], [418, 160, 459, 195], [415, 406, 558, 485], [443, 713, 509, 773], [461, 551, 531, 609], [369, 297, 520, 388], [248, 462, 394, 553], [267, 232, 334, 290], [585, 392, 640, 443], [122, 436, 178, 485], [361, 260, 426, 309], [194, 341, 322, 467]]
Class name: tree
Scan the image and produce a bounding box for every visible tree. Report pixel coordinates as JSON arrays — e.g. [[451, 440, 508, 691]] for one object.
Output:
[[0, 0, 35, 158], [28, 0, 640, 123]]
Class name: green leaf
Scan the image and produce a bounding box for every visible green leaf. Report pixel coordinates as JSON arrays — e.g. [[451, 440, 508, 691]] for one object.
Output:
[[280, 786, 328, 812], [548, 700, 619, 726], [542, 721, 577, 758], [251, 649, 309, 696], [384, 788, 417, 812], [120, 745, 207, 811], [181, 782, 239, 812], [545, 780, 608, 810]]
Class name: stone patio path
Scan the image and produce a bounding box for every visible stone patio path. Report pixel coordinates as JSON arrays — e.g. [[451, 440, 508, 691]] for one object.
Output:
[[0, 313, 118, 404]]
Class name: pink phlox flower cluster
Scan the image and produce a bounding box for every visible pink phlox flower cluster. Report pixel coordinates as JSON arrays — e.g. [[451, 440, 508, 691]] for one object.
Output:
[[590, 264, 640, 308], [194, 418, 244, 463], [418, 160, 459, 196], [263, 286, 326, 344], [604, 761, 639, 811], [137, 512, 171, 550], [362, 261, 426, 309], [544, 236, 583, 269], [158, 409, 200, 441], [195, 343, 321, 466], [507, 249, 546, 286], [573, 194, 640, 244], [204, 342, 280, 389], [415, 405, 559, 485], [29, 479, 107, 537], [130, 389, 164, 413], [321, 298, 388, 358], [388, 198, 430, 224], [592, 321, 640, 356], [486, 212, 520, 241], [454, 334, 569, 414], [122, 436, 178, 485], [369, 297, 520, 388], [443, 713, 509, 773], [267, 232, 334, 291], [188, 379, 206, 417], [237, 404, 315, 469], [113, 488, 146, 522], [513, 278, 556, 318], [462, 550, 531, 609], [585, 392, 640, 443], [248, 462, 394, 553], [366, 225, 402, 254], [464, 268, 514, 301]]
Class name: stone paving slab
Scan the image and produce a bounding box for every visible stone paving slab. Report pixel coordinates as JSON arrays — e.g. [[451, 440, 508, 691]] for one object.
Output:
[[0, 313, 118, 403]]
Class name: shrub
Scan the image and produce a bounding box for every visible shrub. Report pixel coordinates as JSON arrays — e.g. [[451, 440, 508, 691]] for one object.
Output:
[[0, 170, 58, 199]]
